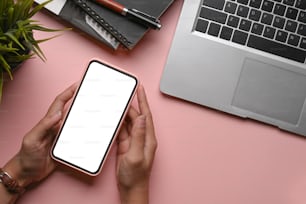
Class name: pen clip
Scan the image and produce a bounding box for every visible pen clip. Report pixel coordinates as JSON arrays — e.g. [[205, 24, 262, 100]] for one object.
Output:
[[131, 9, 160, 23]]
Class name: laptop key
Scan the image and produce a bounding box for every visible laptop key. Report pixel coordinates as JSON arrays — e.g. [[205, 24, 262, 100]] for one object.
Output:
[[208, 23, 221, 36], [296, 0, 306, 9], [300, 38, 306, 49], [263, 26, 276, 39], [239, 19, 252, 31], [288, 34, 300, 46], [237, 5, 250, 18], [249, 9, 262, 21], [275, 30, 288, 42], [247, 34, 306, 63], [285, 20, 298, 32], [262, 0, 274, 12], [224, 1, 238, 14], [251, 22, 264, 35], [273, 16, 285, 29], [261, 13, 273, 25], [250, 0, 262, 8], [286, 7, 298, 20], [232, 30, 248, 45], [195, 19, 209, 33], [203, 0, 225, 10], [298, 11, 306, 23], [200, 7, 227, 24], [220, 26, 234, 40], [273, 4, 286, 16], [227, 15, 240, 28], [297, 24, 306, 36]]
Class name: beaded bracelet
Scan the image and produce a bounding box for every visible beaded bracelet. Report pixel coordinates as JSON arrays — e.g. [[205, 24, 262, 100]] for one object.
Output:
[[0, 168, 25, 194]]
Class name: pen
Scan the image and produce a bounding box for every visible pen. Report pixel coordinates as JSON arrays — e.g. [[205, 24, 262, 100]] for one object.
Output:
[[94, 0, 162, 30]]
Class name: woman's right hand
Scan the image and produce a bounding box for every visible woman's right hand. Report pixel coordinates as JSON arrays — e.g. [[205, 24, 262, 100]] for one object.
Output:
[[116, 85, 157, 204]]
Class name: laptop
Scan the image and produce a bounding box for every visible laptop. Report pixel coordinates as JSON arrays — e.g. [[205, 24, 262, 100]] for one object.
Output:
[[160, 0, 306, 136]]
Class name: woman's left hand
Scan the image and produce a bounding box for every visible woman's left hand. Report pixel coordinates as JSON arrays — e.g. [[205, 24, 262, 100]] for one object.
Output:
[[3, 84, 77, 188]]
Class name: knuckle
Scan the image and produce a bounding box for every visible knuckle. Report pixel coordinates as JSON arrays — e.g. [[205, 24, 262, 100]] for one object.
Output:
[[22, 136, 32, 147], [39, 117, 49, 127], [126, 155, 145, 167]]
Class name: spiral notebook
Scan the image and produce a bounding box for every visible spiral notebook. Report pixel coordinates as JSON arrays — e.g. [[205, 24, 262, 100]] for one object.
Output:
[[35, 0, 174, 50]]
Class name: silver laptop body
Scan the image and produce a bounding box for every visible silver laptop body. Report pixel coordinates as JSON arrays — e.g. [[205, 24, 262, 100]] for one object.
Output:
[[160, 0, 306, 136]]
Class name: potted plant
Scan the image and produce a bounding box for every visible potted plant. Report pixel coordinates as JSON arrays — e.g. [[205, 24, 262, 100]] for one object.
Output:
[[0, 0, 63, 101]]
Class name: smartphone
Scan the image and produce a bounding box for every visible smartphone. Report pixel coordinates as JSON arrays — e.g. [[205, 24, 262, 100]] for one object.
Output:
[[51, 60, 138, 176]]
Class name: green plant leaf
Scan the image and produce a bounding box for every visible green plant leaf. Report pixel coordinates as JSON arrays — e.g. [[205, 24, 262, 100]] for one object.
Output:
[[0, 54, 13, 80], [19, 0, 34, 19], [0, 45, 17, 52], [7, 6, 14, 27], [0, 0, 67, 101], [27, 40, 46, 61], [4, 32, 25, 50]]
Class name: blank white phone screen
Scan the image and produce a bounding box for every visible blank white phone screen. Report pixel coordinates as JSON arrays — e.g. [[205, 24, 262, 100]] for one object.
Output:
[[52, 61, 137, 174]]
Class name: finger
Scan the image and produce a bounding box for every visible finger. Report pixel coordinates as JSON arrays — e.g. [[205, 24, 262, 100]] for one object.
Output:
[[124, 106, 139, 133], [117, 122, 129, 142], [30, 111, 63, 141], [28, 83, 77, 142], [137, 85, 154, 135], [137, 85, 152, 117], [46, 83, 78, 116], [128, 115, 146, 159], [127, 106, 139, 121], [137, 86, 155, 135], [124, 107, 139, 127], [116, 126, 130, 155], [137, 86, 157, 159], [117, 137, 130, 155]]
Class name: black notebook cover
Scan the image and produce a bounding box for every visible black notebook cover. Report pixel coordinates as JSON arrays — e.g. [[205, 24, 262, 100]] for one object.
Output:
[[84, 0, 175, 49], [36, 0, 174, 49]]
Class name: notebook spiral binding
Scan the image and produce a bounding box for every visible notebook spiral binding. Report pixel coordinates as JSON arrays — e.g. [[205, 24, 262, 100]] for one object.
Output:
[[71, 0, 131, 48]]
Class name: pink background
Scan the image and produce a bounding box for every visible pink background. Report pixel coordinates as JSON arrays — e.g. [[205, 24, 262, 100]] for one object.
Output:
[[1, 0, 306, 203]]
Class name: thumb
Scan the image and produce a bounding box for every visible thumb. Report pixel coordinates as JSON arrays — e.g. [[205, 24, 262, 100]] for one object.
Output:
[[31, 111, 62, 141], [129, 115, 146, 157]]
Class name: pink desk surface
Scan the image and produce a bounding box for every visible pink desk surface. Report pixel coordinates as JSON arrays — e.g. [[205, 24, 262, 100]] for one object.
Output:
[[2, 1, 306, 203]]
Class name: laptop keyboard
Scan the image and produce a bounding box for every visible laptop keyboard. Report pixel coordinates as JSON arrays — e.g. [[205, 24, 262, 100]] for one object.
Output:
[[195, 0, 306, 63]]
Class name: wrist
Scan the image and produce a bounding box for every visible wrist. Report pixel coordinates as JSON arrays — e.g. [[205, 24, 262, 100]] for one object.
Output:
[[0, 156, 28, 204], [3, 155, 33, 189], [119, 184, 149, 204], [0, 180, 19, 204]]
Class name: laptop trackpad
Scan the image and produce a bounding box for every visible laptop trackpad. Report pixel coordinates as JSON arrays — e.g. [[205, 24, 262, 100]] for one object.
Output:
[[232, 58, 306, 125]]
